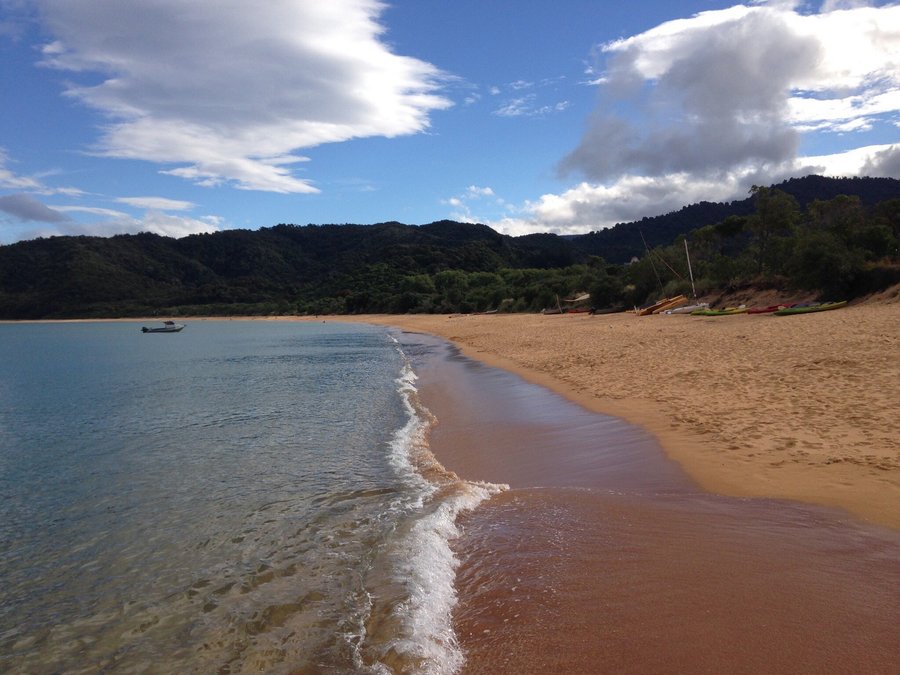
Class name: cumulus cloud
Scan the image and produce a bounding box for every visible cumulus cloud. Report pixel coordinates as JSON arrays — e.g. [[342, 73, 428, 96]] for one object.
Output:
[[514, 2, 900, 235], [0, 193, 71, 223], [33, 0, 451, 193], [560, 6, 824, 180], [486, 143, 899, 237], [860, 145, 900, 177], [563, 2, 900, 183]]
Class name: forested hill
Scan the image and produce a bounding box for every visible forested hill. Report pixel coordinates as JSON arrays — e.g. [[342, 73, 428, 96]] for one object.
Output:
[[569, 175, 900, 263], [1, 175, 898, 318]]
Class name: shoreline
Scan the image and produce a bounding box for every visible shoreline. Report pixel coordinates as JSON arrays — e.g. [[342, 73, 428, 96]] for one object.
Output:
[[396, 326, 900, 673], [4, 307, 898, 530], [341, 306, 900, 531]]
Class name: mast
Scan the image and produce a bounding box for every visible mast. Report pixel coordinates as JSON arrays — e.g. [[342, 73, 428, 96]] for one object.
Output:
[[684, 239, 697, 299], [640, 230, 664, 295]]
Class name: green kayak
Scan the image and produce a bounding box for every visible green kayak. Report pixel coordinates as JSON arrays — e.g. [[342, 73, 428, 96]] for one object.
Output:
[[773, 301, 847, 315], [691, 306, 748, 316]]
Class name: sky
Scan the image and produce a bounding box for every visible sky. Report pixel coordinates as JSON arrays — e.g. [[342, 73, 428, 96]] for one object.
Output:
[[0, 0, 898, 244]]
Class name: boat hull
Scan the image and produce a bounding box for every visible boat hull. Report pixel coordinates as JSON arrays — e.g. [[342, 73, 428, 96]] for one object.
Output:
[[141, 322, 185, 333], [773, 301, 847, 316], [691, 306, 748, 316]]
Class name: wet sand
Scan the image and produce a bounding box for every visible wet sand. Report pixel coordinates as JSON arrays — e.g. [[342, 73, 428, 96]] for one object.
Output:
[[398, 330, 900, 673], [348, 301, 900, 530]]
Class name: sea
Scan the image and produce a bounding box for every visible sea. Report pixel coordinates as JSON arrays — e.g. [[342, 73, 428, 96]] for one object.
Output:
[[0, 320, 503, 674], [3, 319, 900, 674]]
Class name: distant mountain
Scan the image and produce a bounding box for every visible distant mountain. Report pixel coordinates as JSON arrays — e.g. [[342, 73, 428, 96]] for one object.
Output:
[[566, 175, 900, 263], [1, 175, 897, 318]]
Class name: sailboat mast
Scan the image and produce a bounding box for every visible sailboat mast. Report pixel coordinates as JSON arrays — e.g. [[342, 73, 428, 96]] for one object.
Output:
[[684, 239, 697, 299]]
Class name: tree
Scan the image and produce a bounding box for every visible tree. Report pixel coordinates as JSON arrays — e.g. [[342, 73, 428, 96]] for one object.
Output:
[[748, 186, 800, 275], [790, 230, 864, 297]]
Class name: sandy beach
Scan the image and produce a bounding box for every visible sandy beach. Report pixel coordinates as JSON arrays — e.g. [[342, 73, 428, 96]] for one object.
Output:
[[349, 298, 900, 531], [390, 326, 900, 673]]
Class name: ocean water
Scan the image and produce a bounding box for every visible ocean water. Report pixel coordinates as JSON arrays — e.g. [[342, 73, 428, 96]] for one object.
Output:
[[0, 320, 502, 673]]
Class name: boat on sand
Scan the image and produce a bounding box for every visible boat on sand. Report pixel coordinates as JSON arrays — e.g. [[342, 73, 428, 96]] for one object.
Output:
[[636, 294, 687, 316], [773, 301, 847, 316], [747, 304, 788, 314], [664, 302, 708, 315], [691, 305, 748, 316]]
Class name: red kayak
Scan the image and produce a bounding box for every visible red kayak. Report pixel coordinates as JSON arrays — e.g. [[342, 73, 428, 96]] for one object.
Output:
[[747, 304, 787, 314]]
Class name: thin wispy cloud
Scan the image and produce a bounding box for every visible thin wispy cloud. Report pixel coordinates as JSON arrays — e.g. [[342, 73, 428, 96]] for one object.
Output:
[[0, 148, 85, 198], [115, 197, 196, 211], [491, 77, 570, 118], [443, 184, 513, 223]]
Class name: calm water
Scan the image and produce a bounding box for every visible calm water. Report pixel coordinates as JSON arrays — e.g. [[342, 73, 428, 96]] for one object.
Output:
[[0, 320, 501, 673]]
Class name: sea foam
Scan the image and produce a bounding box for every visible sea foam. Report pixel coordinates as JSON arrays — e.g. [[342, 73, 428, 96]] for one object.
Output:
[[359, 340, 506, 674]]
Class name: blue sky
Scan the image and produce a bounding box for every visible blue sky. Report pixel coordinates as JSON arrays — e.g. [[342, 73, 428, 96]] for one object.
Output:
[[1, 0, 898, 244]]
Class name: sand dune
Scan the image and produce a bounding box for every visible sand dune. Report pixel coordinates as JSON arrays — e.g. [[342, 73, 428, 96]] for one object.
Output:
[[349, 301, 900, 530]]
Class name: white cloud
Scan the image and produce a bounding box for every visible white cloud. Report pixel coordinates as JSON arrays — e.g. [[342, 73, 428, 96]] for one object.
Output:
[[115, 196, 196, 211], [1, 195, 223, 242], [490, 75, 571, 118], [442, 185, 507, 222], [59, 211, 222, 239], [0, 147, 85, 196], [561, 3, 900, 182], [493, 96, 571, 118], [33, 0, 451, 193], [861, 145, 900, 176], [56, 205, 130, 218], [0, 148, 52, 192], [466, 186, 495, 198], [484, 143, 900, 236], [807, 142, 900, 177], [133, 212, 223, 238], [497, 3, 900, 238]]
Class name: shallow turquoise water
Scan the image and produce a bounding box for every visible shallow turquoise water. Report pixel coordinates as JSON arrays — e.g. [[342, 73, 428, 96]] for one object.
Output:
[[0, 320, 493, 673]]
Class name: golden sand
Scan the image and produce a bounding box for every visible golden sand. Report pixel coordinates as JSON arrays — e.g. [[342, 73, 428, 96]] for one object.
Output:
[[343, 302, 900, 530]]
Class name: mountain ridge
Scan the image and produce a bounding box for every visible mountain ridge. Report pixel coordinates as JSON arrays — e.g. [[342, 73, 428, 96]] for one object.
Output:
[[1, 175, 898, 318]]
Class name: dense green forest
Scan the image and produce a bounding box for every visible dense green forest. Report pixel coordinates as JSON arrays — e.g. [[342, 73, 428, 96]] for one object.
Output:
[[0, 176, 898, 319]]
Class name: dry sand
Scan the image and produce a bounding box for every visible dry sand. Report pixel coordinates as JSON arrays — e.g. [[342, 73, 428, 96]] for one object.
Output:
[[344, 301, 900, 531]]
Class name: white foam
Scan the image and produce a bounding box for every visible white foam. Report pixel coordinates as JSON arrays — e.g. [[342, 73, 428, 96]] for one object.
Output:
[[368, 339, 507, 674], [385, 482, 506, 674]]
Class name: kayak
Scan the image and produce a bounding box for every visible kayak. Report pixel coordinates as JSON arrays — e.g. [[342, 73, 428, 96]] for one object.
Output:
[[665, 302, 709, 314], [773, 301, 847, 315], [692, 305, 748, 316], [747, 304, 788, 314]]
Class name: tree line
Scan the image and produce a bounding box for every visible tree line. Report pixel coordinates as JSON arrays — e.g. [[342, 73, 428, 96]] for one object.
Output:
[[0, 177, 897, 319]]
